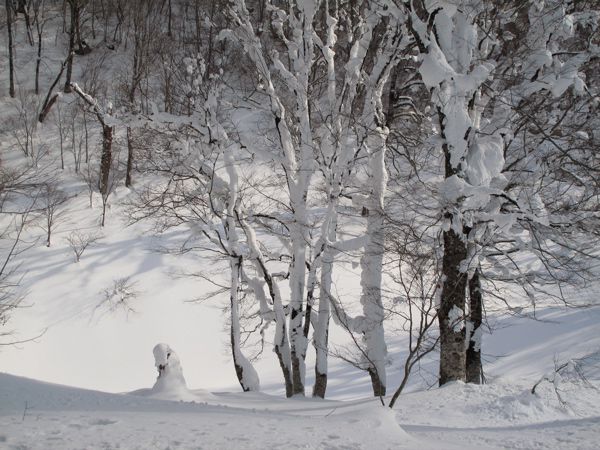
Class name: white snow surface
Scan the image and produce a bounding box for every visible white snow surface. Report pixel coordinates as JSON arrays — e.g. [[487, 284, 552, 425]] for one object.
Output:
[[0, 373, 415, 450], [1, 368, 599, 449]]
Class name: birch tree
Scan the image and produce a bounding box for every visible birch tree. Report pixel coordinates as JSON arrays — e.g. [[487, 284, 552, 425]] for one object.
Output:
[[225, 0, 407, 397]]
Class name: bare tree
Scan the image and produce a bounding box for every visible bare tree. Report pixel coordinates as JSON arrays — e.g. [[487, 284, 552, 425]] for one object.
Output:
[[93, 276, 140, 319], [53, 100, 69, 170], [386, 230, 440, 408], [79, 155, 100, 208], [9, 90, 39, 159], [0, 172, 41, 344], [38, 182, 69, 247], [66, 229, 101, 262]]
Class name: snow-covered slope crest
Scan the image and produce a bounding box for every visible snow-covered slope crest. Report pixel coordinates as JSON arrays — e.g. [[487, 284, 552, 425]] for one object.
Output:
[[0, 372, 416, 450]]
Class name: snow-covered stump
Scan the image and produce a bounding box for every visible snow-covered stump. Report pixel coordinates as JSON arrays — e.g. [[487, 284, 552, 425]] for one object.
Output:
[[152, 344, 189, 397]]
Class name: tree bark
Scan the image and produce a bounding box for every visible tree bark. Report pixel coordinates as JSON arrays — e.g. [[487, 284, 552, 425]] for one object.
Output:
[[35, 12, 43, 95], [368, 367, 386, 397], [167, 0, 172, 37], [126, 127, 133, 187], [99, 124, 113, 195], [466, 268, 483, 384], [438, 225, 468, 385], [6, 0, 15, 98], [64, 1, 76, 93]]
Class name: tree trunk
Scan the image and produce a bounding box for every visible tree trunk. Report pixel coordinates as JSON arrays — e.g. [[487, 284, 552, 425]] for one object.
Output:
[[35, 17, 43, 95], [229, 255, 258, 392], [74, 2, 84, 53], [39, 54, 71, 123], [6, 0, 15, 98], [368, 367, 386, 397], [99, 124, 113, 195], [83, 109, 89, 163], [289, 225, 307, 396], [466, 268, 483, 384], [312, 240, 333, 399], [438, 226, 468, 385], [239, 218, 293, 397], [126, 127, 133, 187], [90, 0, 95, 39], [359, 129, 389, 398], [167, 0, 172, 37], [18, 0, 34, 46], [64, 1, 76, 93]]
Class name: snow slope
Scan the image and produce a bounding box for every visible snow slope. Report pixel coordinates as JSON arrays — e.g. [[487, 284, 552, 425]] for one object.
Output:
[[1, 369, 599, 449], [0, 373, 415, 450]]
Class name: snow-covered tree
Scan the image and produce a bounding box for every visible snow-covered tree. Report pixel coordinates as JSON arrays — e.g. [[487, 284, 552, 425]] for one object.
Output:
[[397, 0, 600, 385], [224, 0, 410, 397]]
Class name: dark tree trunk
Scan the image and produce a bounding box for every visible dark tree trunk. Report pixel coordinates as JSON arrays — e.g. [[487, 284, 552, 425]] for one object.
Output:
[[231, 336, 250, 392], [438, 226, 468, 385], [20, 1, 34, 46], [438, 109, 468, 386], [74, 2, 83, 53], [167, 0, 172, 37], [35, 17, 43, 95], [368, 367, 386, 397], [39, 53, 71, 123], [205, 0, 217, 79], [90, 0, 95, 39], [229, 255, 252, 392], [99, 124, 113, 195], [290, 334, 305, 396], [64, 1, 76, 93], [466, 268, 483, 384], [6, 0, 15, 98], [275, 345, 293, 398], [313, 366, 328, 399], [126, 127, 133, 187], [83, 109, 89, 163]]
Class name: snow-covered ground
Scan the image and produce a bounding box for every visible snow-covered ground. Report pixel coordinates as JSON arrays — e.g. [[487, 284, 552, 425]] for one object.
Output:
[[0, 372, 414, 450], [1, 367, 599, 449], [1, 269, 599, 449]]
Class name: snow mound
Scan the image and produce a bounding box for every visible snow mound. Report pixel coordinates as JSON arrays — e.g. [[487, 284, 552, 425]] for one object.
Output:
[[146, 343, 196, 401]]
